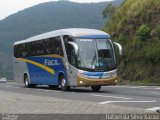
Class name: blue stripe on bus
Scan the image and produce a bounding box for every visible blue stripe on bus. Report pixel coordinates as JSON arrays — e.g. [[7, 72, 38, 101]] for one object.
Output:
[[84, 72, 104, 77], [78, 35, 110, 39]]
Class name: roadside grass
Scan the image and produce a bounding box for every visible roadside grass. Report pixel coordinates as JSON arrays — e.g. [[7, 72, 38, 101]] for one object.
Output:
[[118, 78, 160, 86]]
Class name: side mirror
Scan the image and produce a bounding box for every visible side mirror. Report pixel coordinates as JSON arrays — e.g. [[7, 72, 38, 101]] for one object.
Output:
[[68, 42, 78, 55], [113, 42, 122, 55]]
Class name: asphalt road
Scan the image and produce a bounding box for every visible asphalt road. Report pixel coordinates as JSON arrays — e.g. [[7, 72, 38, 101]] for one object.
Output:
[[0, 82, 160, 113]]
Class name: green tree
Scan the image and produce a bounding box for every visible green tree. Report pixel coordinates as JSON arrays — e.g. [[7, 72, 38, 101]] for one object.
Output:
[[102, 3, 116, 18], [136, 24, 150, 41]]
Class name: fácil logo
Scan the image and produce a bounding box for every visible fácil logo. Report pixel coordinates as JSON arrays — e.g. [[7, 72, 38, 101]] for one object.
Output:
[[44, 59, 59, 66]]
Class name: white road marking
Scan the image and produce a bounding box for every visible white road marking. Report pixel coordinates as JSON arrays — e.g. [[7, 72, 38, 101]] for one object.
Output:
[[155, 88, 160, 90], [151, 92, 160, 95], [91, 94, 132, 100], [129, 86, 146, 89], [106, 85, 160, 90], [99, 100, 156, 104], [1, 85, 20, 89], [146, 107, 160, 112]]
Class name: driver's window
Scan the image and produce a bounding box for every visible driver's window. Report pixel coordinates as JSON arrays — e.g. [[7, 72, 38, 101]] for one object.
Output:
[[70, 47, 76, 66], [63, 35, 76, 67]]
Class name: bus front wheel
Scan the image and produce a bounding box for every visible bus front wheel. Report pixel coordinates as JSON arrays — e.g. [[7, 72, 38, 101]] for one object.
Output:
[[91, 86, 101, 92], [59, 76, 70, 91]]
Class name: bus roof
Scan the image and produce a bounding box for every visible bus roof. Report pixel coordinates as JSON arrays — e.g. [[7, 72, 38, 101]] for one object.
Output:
[[14, 28, 110, 45]]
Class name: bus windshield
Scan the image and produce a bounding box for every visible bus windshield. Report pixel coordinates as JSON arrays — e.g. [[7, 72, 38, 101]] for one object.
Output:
[[75, 38, 116, 71]]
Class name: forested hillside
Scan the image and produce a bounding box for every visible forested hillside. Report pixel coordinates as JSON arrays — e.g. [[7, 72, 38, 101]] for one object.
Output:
[[0, 0, 123, 79], [103, 0, 160, 84]]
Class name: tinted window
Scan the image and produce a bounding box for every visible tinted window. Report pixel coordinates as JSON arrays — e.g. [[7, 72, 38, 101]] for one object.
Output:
[[44, 37, 63, 55], [14, 36, 63, 58], [63, 35, 76, 66], [14, 44, 27, 58], [26, 42, 32, 57], [14, 45, 19, 58], [31, 40, 44, 56]]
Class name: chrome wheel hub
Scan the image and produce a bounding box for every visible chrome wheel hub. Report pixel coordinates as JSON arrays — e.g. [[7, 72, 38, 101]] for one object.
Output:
[[61, 79, 66, 87]]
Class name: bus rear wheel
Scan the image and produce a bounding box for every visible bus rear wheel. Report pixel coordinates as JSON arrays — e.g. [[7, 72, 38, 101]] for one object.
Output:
[[91, 86, 101, 92], [24, 75, 36, 88], [59, 76, 70, 91]]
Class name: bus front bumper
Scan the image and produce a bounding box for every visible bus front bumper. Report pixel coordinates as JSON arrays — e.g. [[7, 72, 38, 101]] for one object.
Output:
[[77, 75, 118, 87]]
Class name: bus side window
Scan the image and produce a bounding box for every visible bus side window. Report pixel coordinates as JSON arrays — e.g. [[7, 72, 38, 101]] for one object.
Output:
[[31, 42, 36, 56], [49, 38, 56, 54], [49, 37, 63, 56], [55, 37, 63, 56], [17, 45, 21, 58], [21, 44, 27, 57], [42, 40, 47, 55], [26, 42, 32, 57], [14, 45, 19, 58], [43, 39, 50, 55], [37, 40, 43, 55], [14, 45, 17, 58], [69, 45, 76, 66], [30, 41, 43, 56]]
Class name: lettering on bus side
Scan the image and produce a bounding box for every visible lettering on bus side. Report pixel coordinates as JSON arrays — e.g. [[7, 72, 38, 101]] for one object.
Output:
[[44, 59, 59, 66]]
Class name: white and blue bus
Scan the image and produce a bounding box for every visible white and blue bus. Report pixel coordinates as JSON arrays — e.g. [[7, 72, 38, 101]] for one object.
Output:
[[13, 28, 122, 91]]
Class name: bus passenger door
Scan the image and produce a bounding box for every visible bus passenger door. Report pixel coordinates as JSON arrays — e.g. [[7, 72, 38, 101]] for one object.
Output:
[[68, 65, 77, 86], [63, 36, 77, 86], [67, 46, 78, 86]]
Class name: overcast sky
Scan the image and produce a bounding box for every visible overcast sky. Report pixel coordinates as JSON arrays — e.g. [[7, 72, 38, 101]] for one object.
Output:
[[0, 0, 114, 20]]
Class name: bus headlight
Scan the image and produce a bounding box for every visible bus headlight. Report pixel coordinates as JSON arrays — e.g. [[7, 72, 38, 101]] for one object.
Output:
[[80, 81, 83, 84]]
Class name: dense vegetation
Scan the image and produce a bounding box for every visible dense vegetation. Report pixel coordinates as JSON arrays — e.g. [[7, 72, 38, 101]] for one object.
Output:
[[0, 0, 123, 79], [103, 0, 160, 84]]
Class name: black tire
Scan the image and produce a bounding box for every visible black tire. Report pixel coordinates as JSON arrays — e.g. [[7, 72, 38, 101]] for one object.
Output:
[[24, 75, 36, 88], [91, 86, 101, 92], [48, 85, 59, 89], [24, 74, 30, 88], [59, 76, 70, 91]]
